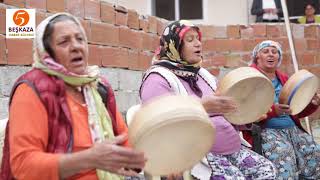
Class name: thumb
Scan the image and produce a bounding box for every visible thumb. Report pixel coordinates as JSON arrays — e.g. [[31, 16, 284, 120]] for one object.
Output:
[[111, 134, 128, 145]]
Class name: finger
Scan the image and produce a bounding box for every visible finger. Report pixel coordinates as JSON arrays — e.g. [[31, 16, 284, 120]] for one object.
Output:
[[111, 134, 128, 145]]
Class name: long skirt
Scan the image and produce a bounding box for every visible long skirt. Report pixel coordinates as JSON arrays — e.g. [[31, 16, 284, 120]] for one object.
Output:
[[207, 146, 277, 180], [261, 126, 320, 180]]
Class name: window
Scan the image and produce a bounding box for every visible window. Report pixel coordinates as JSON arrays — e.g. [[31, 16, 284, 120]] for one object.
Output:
[[153, 0, 203, 21], [287, 0, 319, 16]]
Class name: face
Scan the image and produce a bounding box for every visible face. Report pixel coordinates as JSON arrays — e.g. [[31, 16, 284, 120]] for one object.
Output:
[[50, 20, 88, 75], [180, 28, 202, 64], [305, 5, 315, 16], [256, 46, 280, 73]]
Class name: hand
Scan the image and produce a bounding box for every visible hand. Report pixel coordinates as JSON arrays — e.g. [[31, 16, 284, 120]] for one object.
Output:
[[89, 134, 147, 176], [274, 103, 292, 116], [201, 94, 238, 114], [311, 92, 320, 106]]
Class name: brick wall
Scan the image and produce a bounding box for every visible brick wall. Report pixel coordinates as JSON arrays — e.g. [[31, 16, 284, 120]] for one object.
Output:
[[0, 0, 319, 120]]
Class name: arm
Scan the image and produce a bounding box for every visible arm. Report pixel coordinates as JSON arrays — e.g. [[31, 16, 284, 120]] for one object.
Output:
[[10, 84, 145, 179], [140, 73, 174, 103]]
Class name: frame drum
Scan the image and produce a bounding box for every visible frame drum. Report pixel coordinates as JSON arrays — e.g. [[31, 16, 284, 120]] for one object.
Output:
[[217, 67, 275, 125], [128, 95, 215, 176], [279, 69, 319, 115]]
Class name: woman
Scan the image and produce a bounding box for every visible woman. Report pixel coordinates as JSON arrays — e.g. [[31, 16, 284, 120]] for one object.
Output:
[[139, 20, 276, 179], [0, 13, 146, 180], [251, 0, 283, 22], [247, 40, 320, 179], [298, 2, 320, 24]]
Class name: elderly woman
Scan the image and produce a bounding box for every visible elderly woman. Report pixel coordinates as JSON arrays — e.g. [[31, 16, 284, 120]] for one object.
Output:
[[0, 13, 146, 180], [139, 20, 276, 180], [245, 40, 320, 179]]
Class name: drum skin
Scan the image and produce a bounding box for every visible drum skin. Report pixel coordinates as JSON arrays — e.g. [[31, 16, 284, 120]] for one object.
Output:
[[128, 95, 215, 176], [217, 67, 275, 125], [279, 69, 319, 115]]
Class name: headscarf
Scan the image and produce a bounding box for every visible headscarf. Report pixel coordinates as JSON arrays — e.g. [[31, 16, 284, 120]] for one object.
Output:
[[33, 13, 122, 180], [251, 40, 283, 67], [153, 20, 203, 97]]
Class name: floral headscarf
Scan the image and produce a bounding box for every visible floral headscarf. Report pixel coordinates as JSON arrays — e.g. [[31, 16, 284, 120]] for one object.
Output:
[[33, 13, 122, 180], [152, 20, 203, 97], [251, 40, 283, 67]]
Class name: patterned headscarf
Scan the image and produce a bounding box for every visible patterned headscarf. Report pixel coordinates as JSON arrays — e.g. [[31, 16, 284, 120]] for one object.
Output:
[[251, 40, 283, 67], [152, 20, 203, 97], [33, 13, 122, 180]]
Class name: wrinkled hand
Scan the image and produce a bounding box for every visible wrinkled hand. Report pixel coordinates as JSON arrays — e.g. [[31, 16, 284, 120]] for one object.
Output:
[[311, 92, 320, 106], [274, 103, 292, 116], [201, 94, 238, 114], [89, 134, 146, 176]]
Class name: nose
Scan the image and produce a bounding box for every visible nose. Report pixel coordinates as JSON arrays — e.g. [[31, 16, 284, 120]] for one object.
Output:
[[194, 38, 201, 47], [70, 38, 82, 51]]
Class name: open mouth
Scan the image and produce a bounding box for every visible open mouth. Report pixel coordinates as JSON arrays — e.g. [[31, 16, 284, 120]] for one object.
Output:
[[194, 50, 201, 56], [70, 56, 84, 66]]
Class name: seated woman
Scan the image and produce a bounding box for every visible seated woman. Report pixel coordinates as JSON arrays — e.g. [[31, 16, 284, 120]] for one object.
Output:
[[298, 2, 320, 24], [139, 20, 276, 180], [245, 40, 320, 179], [0, 13, 146, 180]]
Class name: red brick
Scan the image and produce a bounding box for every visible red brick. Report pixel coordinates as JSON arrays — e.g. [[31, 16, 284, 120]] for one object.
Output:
[[301, 52, 316, 65], [139, 16, 149, 32], [80, 20, 91, 41], [252, 24, 267, 37], [119, 27, 142, 49], [26, 0, 46, 9], [148, 16, 157, 34], [138, 51, 152, 70], [36, 11, 47, 26], [211, 55, 227, 67], [213, 26, 227, 38], [304, 25, 319, 38], [281, 53, 291, 66], [142, 32, 159, 51], [199, 25, 215, 39], [127, 49, 139, 70], [101, 1, 115, 24], [4, 0, 25, 7], [242, 39, 256, 51], [240, 27, 254, 39], [66, 0, 85, 18], [293, 39, 307, 52], [267, 25, 286, 38], [115, 6, 128, 26], [84, 0, 100, 21], [227, 25, 240, 39], [307, 39, 320, 50], [47, 0, 65, 13], [0, 34, 6, 64], [88, 44, 102, 66], [0, 6, 5, 34], [101, 46, 129, 68], [316, 54, 320, 64], [7, 39, 33, 65], [90, 22, 119, 46], [225, 54, 241, 68], [241, 53, 252, 62], [157, 18, 167, 36], [127, 9, 139, 30], [276, 38, 289, 52]]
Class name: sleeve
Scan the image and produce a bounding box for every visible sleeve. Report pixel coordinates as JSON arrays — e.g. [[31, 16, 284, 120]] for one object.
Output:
[[251, 0, 264, 16], [140, 73, 174, 104], [9, 84, 61, 180]]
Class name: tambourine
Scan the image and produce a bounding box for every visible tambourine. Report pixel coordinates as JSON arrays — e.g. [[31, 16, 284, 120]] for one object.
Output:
[[279, 69, 319, 115], [128, 95, 215, 176], [217, 67, 275, 125]]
